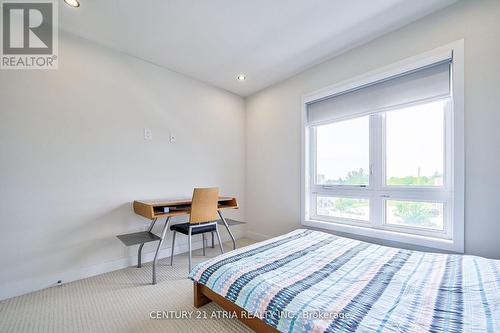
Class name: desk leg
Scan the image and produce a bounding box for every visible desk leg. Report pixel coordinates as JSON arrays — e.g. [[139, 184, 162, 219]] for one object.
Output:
[[218, 211, 236, 250], [211, 232, 215, 248], [152, 217, 171, 285], [138, 218, 157, 268]]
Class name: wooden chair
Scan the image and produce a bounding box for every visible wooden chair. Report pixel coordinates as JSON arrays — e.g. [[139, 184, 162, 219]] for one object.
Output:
[[169, 187, 224, 272]]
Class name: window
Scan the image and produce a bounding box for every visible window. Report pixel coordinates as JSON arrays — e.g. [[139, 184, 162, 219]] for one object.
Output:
[[302, 42, 464, 252], [385, 200, 444, 230], [315, 116, 369, 186], [317, 196, 370, 221], [309, 99, 451, 237], [385, 102, 445, 187]]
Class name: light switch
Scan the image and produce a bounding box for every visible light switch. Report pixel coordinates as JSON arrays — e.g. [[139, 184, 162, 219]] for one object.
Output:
[[144, 128, 152, 140]]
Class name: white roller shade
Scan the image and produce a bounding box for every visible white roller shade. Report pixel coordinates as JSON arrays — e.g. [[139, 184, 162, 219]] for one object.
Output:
[[307, 60, 451, 125]]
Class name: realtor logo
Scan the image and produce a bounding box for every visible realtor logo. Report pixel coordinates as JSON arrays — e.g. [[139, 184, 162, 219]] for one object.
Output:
[[1, 0, 58, 69]]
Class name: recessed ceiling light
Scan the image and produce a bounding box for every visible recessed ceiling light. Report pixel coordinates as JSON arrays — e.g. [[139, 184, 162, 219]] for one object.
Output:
[[64, 0, 80, 8], [237, 74, 246, 81]]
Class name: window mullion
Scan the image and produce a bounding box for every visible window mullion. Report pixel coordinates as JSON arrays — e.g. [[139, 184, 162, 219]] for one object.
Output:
[[370, 113, 384, 228]]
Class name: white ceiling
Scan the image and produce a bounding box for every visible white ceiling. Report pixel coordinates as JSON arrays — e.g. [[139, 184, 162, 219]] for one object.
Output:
[[59, 0, 457, 96]]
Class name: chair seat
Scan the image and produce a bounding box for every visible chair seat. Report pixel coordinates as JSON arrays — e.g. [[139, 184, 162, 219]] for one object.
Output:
[[170, 222, 216, 235]]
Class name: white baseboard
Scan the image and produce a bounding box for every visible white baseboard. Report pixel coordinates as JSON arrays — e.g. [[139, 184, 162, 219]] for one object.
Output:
[[0, 225, 244, 301]]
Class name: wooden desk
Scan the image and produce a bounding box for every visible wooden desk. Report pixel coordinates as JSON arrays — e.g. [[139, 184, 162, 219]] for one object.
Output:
[[133, 196, 238, 219], [118, 196, 238, 284]]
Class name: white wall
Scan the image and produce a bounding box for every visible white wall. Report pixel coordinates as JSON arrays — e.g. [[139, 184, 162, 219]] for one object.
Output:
[[0, 32, 246, 300], [245, 0, 500, 259]]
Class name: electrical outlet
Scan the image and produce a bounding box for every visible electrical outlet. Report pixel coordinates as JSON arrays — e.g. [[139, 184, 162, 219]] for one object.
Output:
[[169, 134, 176, 143], [144, 128, 152, 140]]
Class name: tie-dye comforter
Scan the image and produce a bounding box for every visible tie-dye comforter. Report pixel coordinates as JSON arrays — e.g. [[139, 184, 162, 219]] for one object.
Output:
[[189, 229, 500, 332]]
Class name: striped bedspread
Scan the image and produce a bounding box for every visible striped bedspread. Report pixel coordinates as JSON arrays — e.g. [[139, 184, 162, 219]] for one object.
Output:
[[189, 229, 500, 333]]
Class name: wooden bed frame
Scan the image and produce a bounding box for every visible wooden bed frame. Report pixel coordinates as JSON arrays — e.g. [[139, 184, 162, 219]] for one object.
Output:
[[194, 282, 279, 333]]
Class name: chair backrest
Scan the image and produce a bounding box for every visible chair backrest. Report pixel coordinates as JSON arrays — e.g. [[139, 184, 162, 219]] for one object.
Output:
[[189, 187, 219, 224]]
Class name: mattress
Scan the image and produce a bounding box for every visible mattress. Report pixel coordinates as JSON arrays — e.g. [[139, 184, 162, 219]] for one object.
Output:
[[189, 229, 500, 332]]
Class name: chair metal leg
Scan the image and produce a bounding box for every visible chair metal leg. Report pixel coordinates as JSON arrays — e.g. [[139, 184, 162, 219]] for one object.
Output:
[[188, 226, 192, 272], [218, 211, 236, 250], [152, 217, 170, 285], [215, 225, 224, 254], [211, 232, 214, 248], [170, 231, 176, 266], [138, 218, 157, 268], [202, 233, 206, 256]]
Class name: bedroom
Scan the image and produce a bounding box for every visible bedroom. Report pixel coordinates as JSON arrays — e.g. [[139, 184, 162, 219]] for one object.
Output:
[[0, 0, 499, 332]]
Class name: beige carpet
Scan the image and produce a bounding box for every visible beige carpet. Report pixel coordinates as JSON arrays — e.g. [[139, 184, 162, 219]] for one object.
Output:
[[0, 239, 255, 333]]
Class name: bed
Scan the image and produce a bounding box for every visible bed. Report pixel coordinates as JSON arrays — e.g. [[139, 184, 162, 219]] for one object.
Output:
[[189, 229, 500, 333]]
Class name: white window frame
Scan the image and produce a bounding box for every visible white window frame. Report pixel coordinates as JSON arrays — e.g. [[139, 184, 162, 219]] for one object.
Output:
[[301, 40, 464, 252]]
